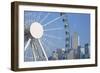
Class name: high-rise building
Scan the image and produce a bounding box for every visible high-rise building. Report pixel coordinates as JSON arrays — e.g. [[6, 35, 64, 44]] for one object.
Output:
[[78, 36, 80, 46], [84, 43, 90, 58], [52, 50, 58, 60], [72, 32, 80, 49], [71, 32, 80, 59], [67, 49, 75, 59]]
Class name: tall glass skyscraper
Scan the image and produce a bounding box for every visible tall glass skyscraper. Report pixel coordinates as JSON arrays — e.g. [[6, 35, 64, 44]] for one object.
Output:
[[72, 32, 80, 49]]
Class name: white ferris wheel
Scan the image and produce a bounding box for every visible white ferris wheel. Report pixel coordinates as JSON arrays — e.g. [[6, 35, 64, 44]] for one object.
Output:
[[24, 11, 70, 61]]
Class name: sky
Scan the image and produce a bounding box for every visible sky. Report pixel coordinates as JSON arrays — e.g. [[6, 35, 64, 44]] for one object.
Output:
[[67, 13, 90, 47], [24, 11, 90, 58]]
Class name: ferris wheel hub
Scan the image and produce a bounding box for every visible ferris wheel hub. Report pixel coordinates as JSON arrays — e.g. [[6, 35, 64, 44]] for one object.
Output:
[[30, 22, 44, 39]]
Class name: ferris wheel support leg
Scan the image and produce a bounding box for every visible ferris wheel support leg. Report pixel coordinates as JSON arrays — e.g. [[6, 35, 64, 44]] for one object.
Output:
[[32, 43, 37, 61], [38, 39, 48, 61], [25, 38, 31, 51]]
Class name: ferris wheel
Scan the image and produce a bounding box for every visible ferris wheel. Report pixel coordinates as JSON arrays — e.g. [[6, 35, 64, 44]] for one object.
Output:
[[24, 11, 70, 61]]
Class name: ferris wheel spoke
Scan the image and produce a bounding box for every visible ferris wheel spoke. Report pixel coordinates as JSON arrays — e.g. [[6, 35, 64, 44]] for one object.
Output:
[[42, 35, 65, 51], [31, 12, 36, 22], [38, 39, 48, 61], [29, 13, 33, 25], [37, 12, 42, 22], [25, 38, 31, 51], [43, 34, 65, 47], [44, 34, 63, 40], [41, 37, 56, 48], [44, 27, 64, 32], [32, 13, 37, 22], [40, 39, 51, 56], [36, 12, 41, 22], [43, 15, 65, 27], [40, 13, 50, 23], [41, 38, 53, 50]]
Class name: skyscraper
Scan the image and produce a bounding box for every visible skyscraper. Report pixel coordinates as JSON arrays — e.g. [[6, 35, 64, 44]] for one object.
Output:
[[72, 32, 80, 59], [72, 32, 79, 49], [84, 43, 90, 58]]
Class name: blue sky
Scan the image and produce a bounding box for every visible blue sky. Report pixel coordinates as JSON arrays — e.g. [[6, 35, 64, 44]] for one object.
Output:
[[24, 11, 90, 57], [67, 13, 90, 47]]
